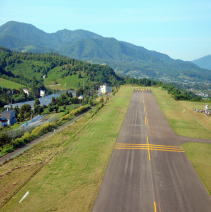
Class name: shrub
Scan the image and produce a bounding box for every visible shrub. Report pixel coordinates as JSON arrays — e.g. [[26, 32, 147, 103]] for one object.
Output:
[[1, 144, 14, 154], [0, 132, 11, 147], [12, 137, 25, 148], [61, 105, 90, 121], [31, 122, 56, 138]]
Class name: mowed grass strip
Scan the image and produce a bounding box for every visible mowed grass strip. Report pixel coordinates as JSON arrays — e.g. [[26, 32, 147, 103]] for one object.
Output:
[[2, 86, 133, 212], [0, 78, 24, 89], [182, 142, 211, 195], [0, 111, 93, 208], [152, 87, 211, 139]]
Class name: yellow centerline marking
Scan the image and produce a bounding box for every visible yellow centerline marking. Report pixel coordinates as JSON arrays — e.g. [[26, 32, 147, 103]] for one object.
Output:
[[147, 136, 151, 160], [154, 201, 157, 212]]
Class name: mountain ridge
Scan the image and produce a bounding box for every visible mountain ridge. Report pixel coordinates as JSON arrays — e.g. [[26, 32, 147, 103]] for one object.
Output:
[[0, 21, 211, 86], [192, 55, 211, 70]]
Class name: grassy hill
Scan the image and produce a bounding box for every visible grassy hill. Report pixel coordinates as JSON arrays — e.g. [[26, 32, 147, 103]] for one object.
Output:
[[0, 78, 24, 89], [0, 21, 211, 87], [0, 47, 121, 91], [44, 66, 95, 90]]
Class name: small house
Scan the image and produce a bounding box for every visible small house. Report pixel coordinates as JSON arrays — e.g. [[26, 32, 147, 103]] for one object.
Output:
[[98, 84, 112, 95], [78, 95, 84, 100], [1, 110, 16, 126], [23, 88, 30, 96], [40, 90, 45, 97]]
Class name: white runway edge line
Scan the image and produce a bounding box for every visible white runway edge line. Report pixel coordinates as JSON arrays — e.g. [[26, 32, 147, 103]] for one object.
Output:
[[19, 191, 29, 203]]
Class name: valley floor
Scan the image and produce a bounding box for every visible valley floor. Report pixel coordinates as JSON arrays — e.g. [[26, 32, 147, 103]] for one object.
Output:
[[0, 85, 210, 211]]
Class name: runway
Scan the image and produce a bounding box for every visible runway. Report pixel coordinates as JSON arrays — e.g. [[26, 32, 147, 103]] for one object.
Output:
[[93, 90, 211, 212]]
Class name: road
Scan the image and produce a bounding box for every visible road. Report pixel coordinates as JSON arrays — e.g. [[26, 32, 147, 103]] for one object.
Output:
[[93, 90, 211, 212]]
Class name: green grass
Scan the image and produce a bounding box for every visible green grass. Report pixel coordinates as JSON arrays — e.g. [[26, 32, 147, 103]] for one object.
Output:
[[44, 66, 92, 90], [182, 142, 211, 195], [0, 78, 24, 89], [1, 86, 133, 211], [152, 87, 211, 139], [7, 60, 50, 81]]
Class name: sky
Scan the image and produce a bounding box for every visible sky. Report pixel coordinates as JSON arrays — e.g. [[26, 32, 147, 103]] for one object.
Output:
[[0, 0, 211, 60]]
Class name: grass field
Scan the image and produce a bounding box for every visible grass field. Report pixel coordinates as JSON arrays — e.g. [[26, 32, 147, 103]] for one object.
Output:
[[182, 142, 211, 195], [45, 74, 86, 90], [1, 86, 133, 211], [0, 78, 24, 89], [152, 87, 211, 139], [44, 66, 92, 90], [8, 60, 49, 81]]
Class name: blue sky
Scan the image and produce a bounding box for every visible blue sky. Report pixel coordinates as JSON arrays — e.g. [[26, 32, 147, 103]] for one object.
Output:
[[0, 0, 211, 60]]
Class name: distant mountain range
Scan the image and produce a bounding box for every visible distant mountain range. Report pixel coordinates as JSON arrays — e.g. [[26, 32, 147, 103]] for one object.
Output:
[[192, 55, 211, 70], [0, 21, 211, 85]]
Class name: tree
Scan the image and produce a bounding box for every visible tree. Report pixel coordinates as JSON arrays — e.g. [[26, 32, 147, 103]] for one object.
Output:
[[19, 104, 32, 121], [34, 105, 43, 114], [34, 99, 40, 106]]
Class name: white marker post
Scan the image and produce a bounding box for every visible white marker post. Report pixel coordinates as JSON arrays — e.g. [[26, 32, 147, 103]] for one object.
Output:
[[19, 191, 29, 203]]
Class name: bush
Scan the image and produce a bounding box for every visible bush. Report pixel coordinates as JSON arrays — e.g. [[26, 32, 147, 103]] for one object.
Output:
[[0, 132, 11, 147], [1, 144, 14, 154], [12, 137, 26, 148], [31, 122, 56, 138], [11, 122, 57, 150], [61, 105, 90, 121]]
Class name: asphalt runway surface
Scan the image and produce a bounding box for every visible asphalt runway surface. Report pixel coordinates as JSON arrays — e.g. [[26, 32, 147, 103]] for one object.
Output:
[[93, 90, 211, 212]]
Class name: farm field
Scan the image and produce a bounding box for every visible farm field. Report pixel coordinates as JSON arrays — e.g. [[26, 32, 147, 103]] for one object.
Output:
[[1, 86, 133, 211]]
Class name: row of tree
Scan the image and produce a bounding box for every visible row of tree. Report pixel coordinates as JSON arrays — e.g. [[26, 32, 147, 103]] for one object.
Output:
[[124, 77, 202, 101]]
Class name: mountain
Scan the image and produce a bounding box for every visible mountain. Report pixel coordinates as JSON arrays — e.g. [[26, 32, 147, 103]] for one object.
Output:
[[0, 21, 211, 85], [192, 55, 211, 70]]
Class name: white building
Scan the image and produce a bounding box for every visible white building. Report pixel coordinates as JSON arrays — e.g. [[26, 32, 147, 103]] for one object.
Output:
[[205, 105, 211, 115], [99, 84, 112, 95], [23, 88, 30, 96], [78, 95, 84, 100], [40, 90, 45, 97]]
